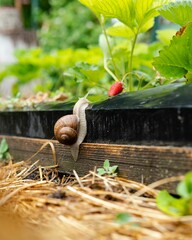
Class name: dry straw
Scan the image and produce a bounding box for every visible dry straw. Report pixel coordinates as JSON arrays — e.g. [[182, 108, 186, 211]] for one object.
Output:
[[0, 142, 191, 240]]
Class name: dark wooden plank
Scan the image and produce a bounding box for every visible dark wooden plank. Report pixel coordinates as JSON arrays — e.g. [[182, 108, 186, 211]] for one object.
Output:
[[1, 84, 192, 145], [1, 135, 192, 192]]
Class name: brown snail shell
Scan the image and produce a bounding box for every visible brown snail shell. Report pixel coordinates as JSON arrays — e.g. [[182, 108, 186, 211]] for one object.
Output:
[[54, 114, 79, 145]]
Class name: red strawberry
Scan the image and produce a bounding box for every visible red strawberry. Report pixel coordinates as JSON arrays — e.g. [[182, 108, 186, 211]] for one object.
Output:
[[108, 81, 123, 97]]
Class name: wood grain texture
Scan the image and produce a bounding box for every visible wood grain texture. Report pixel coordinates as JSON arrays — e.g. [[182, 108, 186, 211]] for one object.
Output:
[[1, 135, 192, 191]]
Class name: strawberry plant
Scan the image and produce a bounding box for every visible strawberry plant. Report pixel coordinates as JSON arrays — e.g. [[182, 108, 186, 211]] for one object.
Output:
[[153, 1, 192, 83], [97, 160, 118, 177], [0, 138, 12, 162], [79, 0, 172, 94]]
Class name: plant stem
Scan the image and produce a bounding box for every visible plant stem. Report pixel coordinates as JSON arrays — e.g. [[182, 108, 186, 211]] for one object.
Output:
[[128, 32, 138, 91], [104, 60, 119, 82], [100, 20, 119, 81]]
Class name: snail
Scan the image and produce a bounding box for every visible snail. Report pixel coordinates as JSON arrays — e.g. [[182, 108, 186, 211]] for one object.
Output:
[[54, 96, 89, 161]]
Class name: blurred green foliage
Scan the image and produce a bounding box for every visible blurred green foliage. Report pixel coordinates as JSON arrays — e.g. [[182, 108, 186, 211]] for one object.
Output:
[[0, 0, 14, 6], [0, 28, 175, 99], [0, 47, 109, 101], [38, 0, 101, 50]]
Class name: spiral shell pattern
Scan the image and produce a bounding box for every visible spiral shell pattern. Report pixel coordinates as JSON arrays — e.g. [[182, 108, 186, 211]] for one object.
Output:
[[54, 114, 79, 145]]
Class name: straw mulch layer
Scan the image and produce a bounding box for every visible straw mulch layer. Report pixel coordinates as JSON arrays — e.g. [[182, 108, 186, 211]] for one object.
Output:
[[0, 160, 192, 240]]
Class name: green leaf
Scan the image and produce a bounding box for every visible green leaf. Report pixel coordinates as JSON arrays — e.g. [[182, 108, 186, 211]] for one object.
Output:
[[115, 213, 132, 224], [79, 0, 168, 33], [153, 22, 192, 79], [79, 0, 102, 20], [107, 22, 134, 38], [140, 18, 155, 33], [185, 172, 192, 192], [0, 138, 9, 154], [177, 181, 190, 199], [76, 62, 99, 71], [5, 152, 11, 160], [97, 168, 106, 175], [109, 165, 118, 173], [159, 1, 192, 26], [107, 19, 155, 39], [103, 159, 110, 169], [97, 160, 118, 176], [177, 172, 192, 198], [64, 67, 87, 82], [156, 190, 187, 216]]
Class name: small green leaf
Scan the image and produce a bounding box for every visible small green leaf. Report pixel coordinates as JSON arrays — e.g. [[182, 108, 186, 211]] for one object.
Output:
[[97, 168, 106, 176], [156, 190, 187, 216], [103, 159, 110, 169], [97, 160, 118, 176], [159, 1, 192, 26], [177, 181, 189, 198], [177, 172, 192, 198], [76, 62, 99, 71], [109, 165, 118, 173], [5, 152, 11, 160], [63, 66, 87, 82], [115, 213, 132, 224], [0, 138, 9, 154]]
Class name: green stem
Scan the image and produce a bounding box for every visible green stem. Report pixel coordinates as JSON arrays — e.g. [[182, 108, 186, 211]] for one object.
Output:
[[100, 20, 119, 81], [104, 60, 119, 82], [128, 32, 138, 91]]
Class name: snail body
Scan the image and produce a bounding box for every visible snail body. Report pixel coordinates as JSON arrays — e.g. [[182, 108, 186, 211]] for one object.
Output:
[[54, 96, 89, 161]]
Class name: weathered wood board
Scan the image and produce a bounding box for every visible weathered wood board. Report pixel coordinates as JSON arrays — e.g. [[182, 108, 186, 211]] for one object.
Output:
[[2, 135, 192, 191]]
